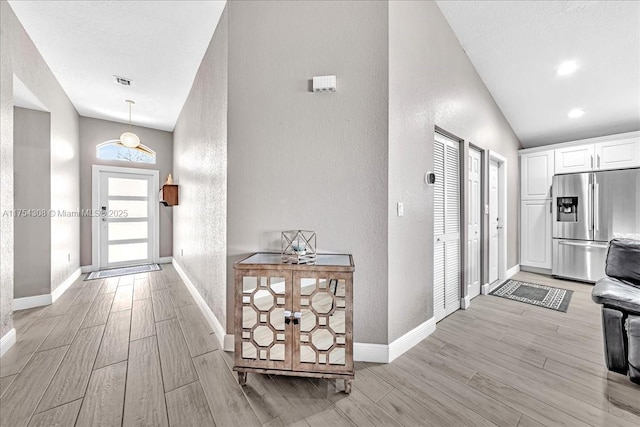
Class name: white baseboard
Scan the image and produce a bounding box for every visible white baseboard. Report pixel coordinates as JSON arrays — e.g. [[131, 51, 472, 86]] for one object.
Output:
[[354, 317, 436, 363], [157, 257, 172, 264], [52, 267, 81, 303], [172, 258, 231, 351], [481, 282, 490, 295], [15, 267, 81, 311], [519, 265, 551, 276], [0, 328, 16, 357], [486, 280, 503, 295], [506, 264, 520, 279], [483, 264, 521, 295], [81, 265, 93, 274], [388, 317, 436, 362], [14, 294, 52, 310], [460, 295, 471, 309], [353, 342, 388, 363]]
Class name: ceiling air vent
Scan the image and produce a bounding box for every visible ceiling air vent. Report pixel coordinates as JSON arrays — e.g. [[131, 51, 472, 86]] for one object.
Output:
[[114, 76, 132, 86]]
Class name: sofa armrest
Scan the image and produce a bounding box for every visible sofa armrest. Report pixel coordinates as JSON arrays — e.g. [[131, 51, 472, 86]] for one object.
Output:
[[592, 277, 640, 314]]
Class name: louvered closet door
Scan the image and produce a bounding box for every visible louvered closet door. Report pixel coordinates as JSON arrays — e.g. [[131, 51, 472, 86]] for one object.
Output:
[[433, 133, 461, 323]]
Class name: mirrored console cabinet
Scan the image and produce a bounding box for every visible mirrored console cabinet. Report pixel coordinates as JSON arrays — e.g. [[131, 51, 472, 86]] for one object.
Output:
[[233, 253, 355, 393]]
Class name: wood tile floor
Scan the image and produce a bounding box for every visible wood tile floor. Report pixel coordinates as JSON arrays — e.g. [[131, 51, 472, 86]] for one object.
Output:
[[1, 268, 639, 426]]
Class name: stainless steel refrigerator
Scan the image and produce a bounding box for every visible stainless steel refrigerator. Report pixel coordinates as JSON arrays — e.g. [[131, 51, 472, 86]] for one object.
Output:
[[552, 168, 640, 282]]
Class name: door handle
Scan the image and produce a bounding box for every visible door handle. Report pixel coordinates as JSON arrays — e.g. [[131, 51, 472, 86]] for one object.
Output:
[[597, 154, 601, 169], [284, 310, 292, 324], [594, 183, 599, 232], [549, 201, 552, 214], [590, 155, 594, 169], [293, 312, 302, 325], [558, 240, 608, 249], [588, 183, 593, 231]]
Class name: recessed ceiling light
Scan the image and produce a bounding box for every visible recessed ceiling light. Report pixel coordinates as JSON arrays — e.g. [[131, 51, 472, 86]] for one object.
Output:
[[557, 60, 578, 76], [568, 108, 585, 118]]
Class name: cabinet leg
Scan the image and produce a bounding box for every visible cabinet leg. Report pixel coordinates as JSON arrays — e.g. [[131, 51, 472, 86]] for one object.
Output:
[[344, 379, 352, 394], [238, 371, 247, 386]]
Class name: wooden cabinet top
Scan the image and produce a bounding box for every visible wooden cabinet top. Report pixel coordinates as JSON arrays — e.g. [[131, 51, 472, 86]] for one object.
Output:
[[234, 252, 354, 272]]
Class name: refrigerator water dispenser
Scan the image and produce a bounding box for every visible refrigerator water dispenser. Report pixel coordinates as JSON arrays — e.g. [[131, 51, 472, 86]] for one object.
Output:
[[557, 197, 578, 222]]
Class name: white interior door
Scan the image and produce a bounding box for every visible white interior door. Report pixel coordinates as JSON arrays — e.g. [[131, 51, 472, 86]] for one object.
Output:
[[98, 170, 155, 269], [434, 133, 461, 323], [467, 148, 481, 299], [489, 160, 499, 284]]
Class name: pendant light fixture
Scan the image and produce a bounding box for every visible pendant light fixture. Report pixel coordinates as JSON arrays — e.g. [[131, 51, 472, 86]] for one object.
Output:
[[120, 99, 140, 148]]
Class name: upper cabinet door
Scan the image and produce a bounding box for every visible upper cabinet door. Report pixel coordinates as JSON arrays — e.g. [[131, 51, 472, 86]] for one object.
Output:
[[521, 150, 554, 199], [594, 137, 640, 171], [555, 144, 595, 174]]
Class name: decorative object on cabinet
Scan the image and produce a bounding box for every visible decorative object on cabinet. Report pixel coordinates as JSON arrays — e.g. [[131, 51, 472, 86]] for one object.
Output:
[[281, 230, 317, 264], [233, 252, 354, 393], [164, 173, 174, 185], [160, 184, 178, 206]]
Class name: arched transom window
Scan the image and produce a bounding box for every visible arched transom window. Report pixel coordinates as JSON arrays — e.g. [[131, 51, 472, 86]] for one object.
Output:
[[96, 140, 156, 164]]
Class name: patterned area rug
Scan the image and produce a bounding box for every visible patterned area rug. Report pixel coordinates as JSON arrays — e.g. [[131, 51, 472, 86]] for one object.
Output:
[[490, 280, 573, 312], [85, 264, 161, 280]]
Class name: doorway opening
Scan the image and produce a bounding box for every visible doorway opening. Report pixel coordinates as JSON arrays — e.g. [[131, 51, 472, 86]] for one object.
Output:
[[483, 151, 508, 294], [91, 165, 159, 271]]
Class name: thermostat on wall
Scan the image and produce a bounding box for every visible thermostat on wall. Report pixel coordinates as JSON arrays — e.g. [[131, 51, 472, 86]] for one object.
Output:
[[313, 75, 336, 92]]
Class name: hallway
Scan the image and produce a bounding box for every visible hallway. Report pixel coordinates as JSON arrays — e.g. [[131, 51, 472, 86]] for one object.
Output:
[[1, 269, 639, 426]]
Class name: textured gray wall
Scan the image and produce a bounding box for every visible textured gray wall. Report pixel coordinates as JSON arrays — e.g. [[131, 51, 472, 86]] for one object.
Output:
[[173, 7, 228, 328], [227, 0, 389, 343], [387, 1, 522, 341], [78, 116, 174, 267], [13, 107, 52, 298], [1, 1, 80, 337]]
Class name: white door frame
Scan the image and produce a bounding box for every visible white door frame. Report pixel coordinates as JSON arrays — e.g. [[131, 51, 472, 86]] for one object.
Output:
[[91, 165, 160, 272], [482, 150, 507, 294]]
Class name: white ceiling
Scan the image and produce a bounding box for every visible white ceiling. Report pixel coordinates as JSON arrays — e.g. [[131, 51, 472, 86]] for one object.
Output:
[[436, 1, 640, 147], [9, 1, 639, 145], [8, 0, 226, 132]]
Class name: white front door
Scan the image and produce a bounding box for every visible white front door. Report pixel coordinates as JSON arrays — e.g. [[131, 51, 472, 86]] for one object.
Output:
[[467, 148, 481, 299], [433, 133, 461, 322], [489, 160, 499, 284], [96, 168, 157, 269]]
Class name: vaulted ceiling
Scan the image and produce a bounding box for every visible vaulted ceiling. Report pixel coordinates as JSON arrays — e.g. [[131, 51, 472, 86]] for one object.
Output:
[[8, 0, 226, 132], [436, 1, 640, 147], [9, 1, 640, 147]]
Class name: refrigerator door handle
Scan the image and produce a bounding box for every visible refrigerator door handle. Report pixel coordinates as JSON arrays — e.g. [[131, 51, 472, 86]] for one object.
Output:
[[594, 182, 599, 232], [558, 240, 608, 249], [591, 155, 594, 169], [588, 183, 593, 231]]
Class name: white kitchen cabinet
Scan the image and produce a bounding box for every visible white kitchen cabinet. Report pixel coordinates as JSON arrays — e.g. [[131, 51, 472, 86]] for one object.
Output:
[[594, 137, 640, 171], [555, 144, 595, 174], [520, 150, 554, 199], [520, 199, 553, 269], [555, 137, 640, 174]]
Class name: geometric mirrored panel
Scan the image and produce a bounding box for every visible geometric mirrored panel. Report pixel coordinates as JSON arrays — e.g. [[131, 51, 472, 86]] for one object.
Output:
[[296, 275, 348, 369], [240, 275, 288, 363], [310, 328, 333, 351]]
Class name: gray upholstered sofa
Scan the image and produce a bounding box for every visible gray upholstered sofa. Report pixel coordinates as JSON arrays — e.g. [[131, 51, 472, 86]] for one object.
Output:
[[591, 238, 640, 384]]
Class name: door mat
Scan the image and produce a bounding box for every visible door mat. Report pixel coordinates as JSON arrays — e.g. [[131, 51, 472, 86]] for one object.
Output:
[[490, 280, 573, 312], [85, 264, 161, 280]]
